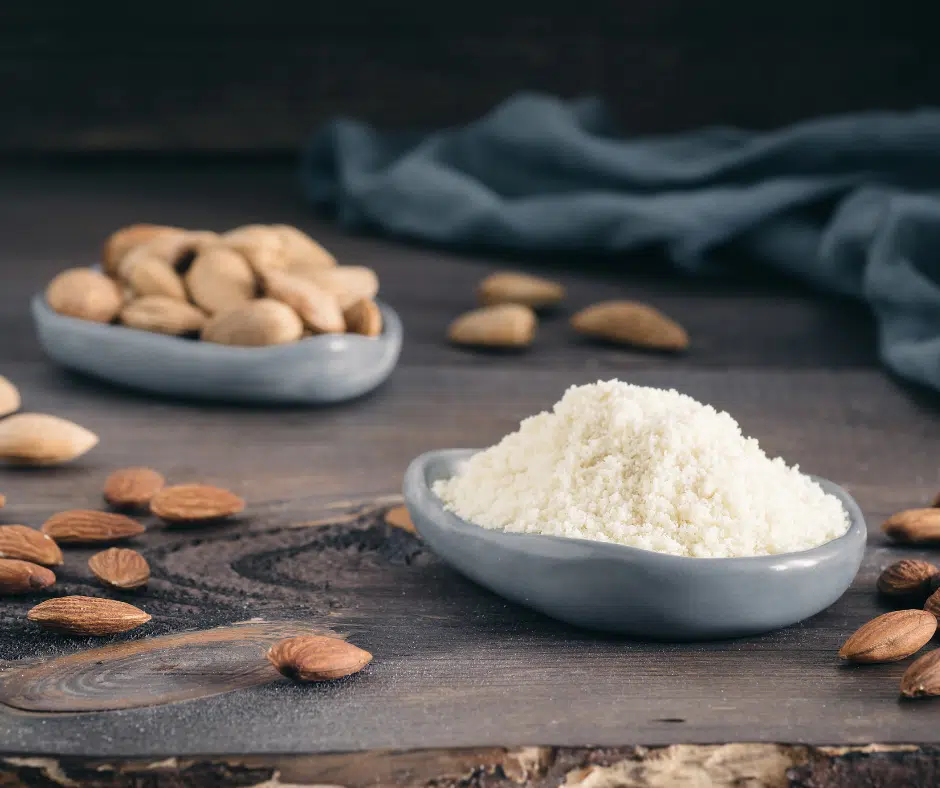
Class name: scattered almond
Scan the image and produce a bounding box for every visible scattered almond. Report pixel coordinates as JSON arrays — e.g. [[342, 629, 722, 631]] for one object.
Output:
[[42, 510, 145, 544], [88, 548, 150, 590], [0, 413, 98, 466], [185, 246, 258, 315], [901, 649, 940, 698], [150, 484, 245, 524], [385, 505, 417, 535], [883, 509, 940, 544], [300, 266, 380, 310], [103, 467, 165, 510], [877, 559, 940, 600], [28, 596, 151, 635], [45, 268, 123, 324], [202, 299, 304, 347], [119, 252, 188, 301], [0, 559, 55, 595], [0, 525, 63, 566], [266, 635, 372, 681], [343, 298, 383, 337], [0, 375, 20, 418], [448, 304, 536, 348], [121, 296, 206, 336], [102, 224, 184, 275], [478, 271, 565, 309], [571, 300, 689, 351], [263, 270, 345, 334], [838, 610, 936, 663]]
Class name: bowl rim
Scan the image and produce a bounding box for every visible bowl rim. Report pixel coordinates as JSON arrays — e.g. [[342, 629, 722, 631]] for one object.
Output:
[[405, 447, 867, 569]]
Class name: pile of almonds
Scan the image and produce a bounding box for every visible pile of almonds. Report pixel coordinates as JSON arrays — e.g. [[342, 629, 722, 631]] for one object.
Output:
[[45, 223, 383, 346], [447, 271, 689, 352], [839, 494, 940, 698]]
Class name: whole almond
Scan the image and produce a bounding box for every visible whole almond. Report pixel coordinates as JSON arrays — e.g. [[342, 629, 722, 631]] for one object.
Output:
[[185, 246, 258, 315], [121, 296, 206, 336], [119, 230, 220, 275], [45, 268, 123, 324], [478, 271, 565, 309], [221, 225, 288, 276], [202, 299, 304, 347], [0, 525, 63, 566], [42, 510, 145, 544], [343, 299, 383, 337], [877, 559, 940, 600], [0, 375, 20, 418], [266, 635, 372, 681], [28, 596, 151, 635], [262, 270, 345, 334], [925, 589, 940, 624], [103, 467, 165, 510], [571, 300, 689, 351], [883, 509, 940, 544], [300, 266, 379, 310], [103, 224, 184, 275], [150, 484, 245, 524], [448, 304, 536, 348], [272, 225, 337, 271], [838, 610, 937, 663], [119, 252, 188, 301], [901, 649, 940, 698], [385, 505, 417, 535], [89, 548, 150, 590], [0, 559, 55, 594], [0, 413, 98, 466]]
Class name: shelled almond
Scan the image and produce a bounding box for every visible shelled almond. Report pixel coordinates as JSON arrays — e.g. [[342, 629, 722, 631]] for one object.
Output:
[[0, 375, 20, 417]]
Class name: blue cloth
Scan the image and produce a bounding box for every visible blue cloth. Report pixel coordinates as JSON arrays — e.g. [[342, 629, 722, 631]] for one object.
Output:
[[302, 93, 940, 390]]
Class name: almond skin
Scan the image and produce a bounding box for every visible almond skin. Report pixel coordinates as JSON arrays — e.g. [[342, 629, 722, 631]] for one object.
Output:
[[0, 559, 56, 594], [448, 304, 537, 349], [877, 559, 940, 600], [266, 636, 372, 681], [46, 268, 123, 324], [89, 548, 150, 590], [883, 509, 940, 544], [202, 299, 304, 347], [0, 525, 64, 566], [385, 505, 417, 535], [478, 271, 565, 309], [343, 298, 383, 337], [103, 467, 166, 510], [185, 245, 258, 315], [0, 375, 20, 418], [571, 300, 689, 351], [901, 649, 940, 698], [0, 413, 98, 466], [150, 484, 245, 524], [42, 510, 145, 544], [263, 269, 345, 334], [838, 610, 937, 663], [121, 296, 207, 336], [27, 596, 151, 636]]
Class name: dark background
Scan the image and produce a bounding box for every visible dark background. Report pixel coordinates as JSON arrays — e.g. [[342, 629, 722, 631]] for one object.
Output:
[[2, 1, 938, 156]]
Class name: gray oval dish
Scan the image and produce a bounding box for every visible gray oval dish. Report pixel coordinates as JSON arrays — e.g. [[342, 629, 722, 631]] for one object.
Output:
[[32, 294, 402, 404], [404, 448, 867, 640]]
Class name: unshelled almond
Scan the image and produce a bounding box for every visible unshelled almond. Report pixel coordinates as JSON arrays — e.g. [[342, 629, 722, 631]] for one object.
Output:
[[0, 413, 98, 466], [300, 266, 379, 310], [150, 484, 245, 524], [121, 296, 206, 336], [883, 509, 940, 544], [28, 596, 151, 635], [0, 525, 63, 566], [89, 548, 150, 590], [272, 225, 337, 272], [263, 270, 345, 334], [901, 649, 940, 698], [185, 245, 258, 315], [266, 635, 372, 681], [42, 510, 145, 544], [877, 559, 940, 600], [838, 610, 936, 663], [343, 298, 383, 337], [202, 299, 304, 347], [448, 304, 536, 348], [0, 375, 20, 418], [571, 300, 689, 351], [478, 271, 565, 309], [0, 559, 55, 595], [385, 505, 417, 535], [103, 467, 165, 510], [102, 224, 183, 275], [119, 252, 188, 301], [45, 268, 123, 324]]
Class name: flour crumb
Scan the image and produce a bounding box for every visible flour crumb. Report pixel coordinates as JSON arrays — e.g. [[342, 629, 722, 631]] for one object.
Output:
[[433, 380, 849, 558]]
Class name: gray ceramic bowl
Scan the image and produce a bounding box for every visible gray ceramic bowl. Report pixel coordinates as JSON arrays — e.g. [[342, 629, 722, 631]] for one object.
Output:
[[404, 449, 867, 640], [32, 294, 402, 404]]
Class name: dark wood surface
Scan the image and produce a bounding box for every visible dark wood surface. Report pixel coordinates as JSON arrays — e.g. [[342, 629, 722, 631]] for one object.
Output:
[[1, 163, 940, 771], [2, 1, 939, 153]]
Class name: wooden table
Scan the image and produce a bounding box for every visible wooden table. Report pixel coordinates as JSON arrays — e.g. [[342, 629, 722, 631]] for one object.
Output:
[[0, 162, 939, 786]]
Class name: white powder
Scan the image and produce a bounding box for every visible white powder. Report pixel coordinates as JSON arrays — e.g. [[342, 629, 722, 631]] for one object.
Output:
[[433, 380, 849, 558]]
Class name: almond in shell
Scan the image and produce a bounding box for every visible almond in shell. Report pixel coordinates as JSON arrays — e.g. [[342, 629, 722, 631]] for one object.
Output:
[[0, 413, 98, 466], [0, 525, 63, 566], [344, 298, 383, 337], [448, 304, 536, 348], [103, 467, 165, 510], [150, 484, 245, 524], [877, 559, 940, 600], [478, 271, 565, 309], [42, 510, 145, 544], [0, 375, 20, 418], [838, 610, 936, 663], [571, 300, 689, 351], [28, 596, 151, 635], [0, 558, 56, 594], [299, 266, 379, 310], [45, 268, 123, 324], [121, 296, 206, 336], [89, 548, 150, 590], [185, 245, 258, 315], [202, 299, 304, 347], [883, 509, 940, 544], [266, 635, 372, 681], [262, 270, 345, 334]]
